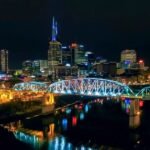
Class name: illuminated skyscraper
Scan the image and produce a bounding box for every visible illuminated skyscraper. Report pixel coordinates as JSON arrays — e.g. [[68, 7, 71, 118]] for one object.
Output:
[[48, 17, 62, 77], [121, 49, 136, 68], [70, 43, 86, 65], [62, 46, 72, 65], [22, 60, 48, 76], [0, 49, 8, 73]]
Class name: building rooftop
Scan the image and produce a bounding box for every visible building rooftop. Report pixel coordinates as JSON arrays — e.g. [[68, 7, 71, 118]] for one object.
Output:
[[121, 49, 136, 54]]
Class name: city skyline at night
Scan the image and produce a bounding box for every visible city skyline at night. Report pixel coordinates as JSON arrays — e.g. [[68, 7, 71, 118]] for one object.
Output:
[[0, 2, 150, 150], [0, 0, 149, 69]]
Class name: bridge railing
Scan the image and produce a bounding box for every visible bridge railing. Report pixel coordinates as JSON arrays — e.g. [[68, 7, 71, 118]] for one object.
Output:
[[13, 79, 149, 98], [13, 82, 48, 92], [136, 86, 150, 97], [47, 78, 134, 97]]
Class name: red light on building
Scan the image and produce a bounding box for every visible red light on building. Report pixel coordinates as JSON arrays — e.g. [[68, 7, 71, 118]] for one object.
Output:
[[71, 43, 77, 48], [139, 100, 144, 107], [139, 60, 144, 64]]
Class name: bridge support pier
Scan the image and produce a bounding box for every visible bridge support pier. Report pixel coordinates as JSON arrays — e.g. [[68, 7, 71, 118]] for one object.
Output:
[[129, 99, 141, 129], [42, 93, 55, 114]]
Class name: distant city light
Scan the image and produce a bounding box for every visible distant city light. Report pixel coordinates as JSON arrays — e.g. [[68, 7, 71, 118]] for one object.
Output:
[[62, 46, 67, 49], [139, 60, 144, 64], [71, 43, 77, 48], [65, 63, 71, 67], [85, 51, 93, 57], [79, 45, 84, 48]]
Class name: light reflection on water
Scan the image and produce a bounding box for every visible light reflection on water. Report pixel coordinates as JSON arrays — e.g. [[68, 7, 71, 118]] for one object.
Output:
[[3, 98, 144, 150], [14, 131, 42, 149], [12, 101, 92, 150], [48, 136, 73, 150]]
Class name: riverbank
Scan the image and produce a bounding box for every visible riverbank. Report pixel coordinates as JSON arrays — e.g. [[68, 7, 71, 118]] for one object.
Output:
[[0, 100, 42, 124], [0, 95, 84, 124]]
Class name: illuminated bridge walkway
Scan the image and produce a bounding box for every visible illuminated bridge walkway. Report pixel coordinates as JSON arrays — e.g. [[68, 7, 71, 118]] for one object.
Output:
[[135, 86, 150, 100], [12, 78, 150, 100], [13, 81, 48, 92], [0, 78, 148, 103], [47, 78, 134, 97]]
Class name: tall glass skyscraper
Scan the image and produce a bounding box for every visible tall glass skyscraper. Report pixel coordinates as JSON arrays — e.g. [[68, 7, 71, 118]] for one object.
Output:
[[70, 43, 86, 65], [48, 17, 62, 77]]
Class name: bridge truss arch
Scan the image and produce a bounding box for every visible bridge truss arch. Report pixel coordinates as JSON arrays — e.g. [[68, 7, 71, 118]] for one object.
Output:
[[136, 86, 150, 97], [48, 78, 134, 97], [13, 81, 48, 92]]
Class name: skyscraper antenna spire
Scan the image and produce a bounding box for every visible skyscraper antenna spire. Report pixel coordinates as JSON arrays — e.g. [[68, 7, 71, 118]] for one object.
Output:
[[51, 16, 58, 41]]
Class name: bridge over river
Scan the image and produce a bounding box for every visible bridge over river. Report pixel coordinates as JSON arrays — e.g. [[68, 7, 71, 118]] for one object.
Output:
[[0, 78, 150, 125], [0, 78, 150, 109], [12, 78, 150, 99]]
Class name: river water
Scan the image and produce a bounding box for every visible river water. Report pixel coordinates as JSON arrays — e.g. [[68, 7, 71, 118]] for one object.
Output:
[[1, 97, 150, 150]]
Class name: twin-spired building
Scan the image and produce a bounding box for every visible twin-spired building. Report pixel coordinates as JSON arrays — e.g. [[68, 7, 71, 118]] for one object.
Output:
[[48, 17, 86, 79], [48, 17, 62, 75]]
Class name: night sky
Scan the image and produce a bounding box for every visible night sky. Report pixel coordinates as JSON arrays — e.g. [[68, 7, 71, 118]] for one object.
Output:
[[0, 0, 150, 69]]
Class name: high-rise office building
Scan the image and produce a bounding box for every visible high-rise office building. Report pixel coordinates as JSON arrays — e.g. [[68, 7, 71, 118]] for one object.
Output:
[[121, 49, 137, 68], [62, 46, 72, 65], [138, 60, 145, 70], [33, 60, 48, 71], [70, 43, 86, 65], [22, 60, 33, 75], [93, 62, 117, 76], [0, 49, 8, 73], [22, 60, 48, 76], [48, 17, 62, 76]]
